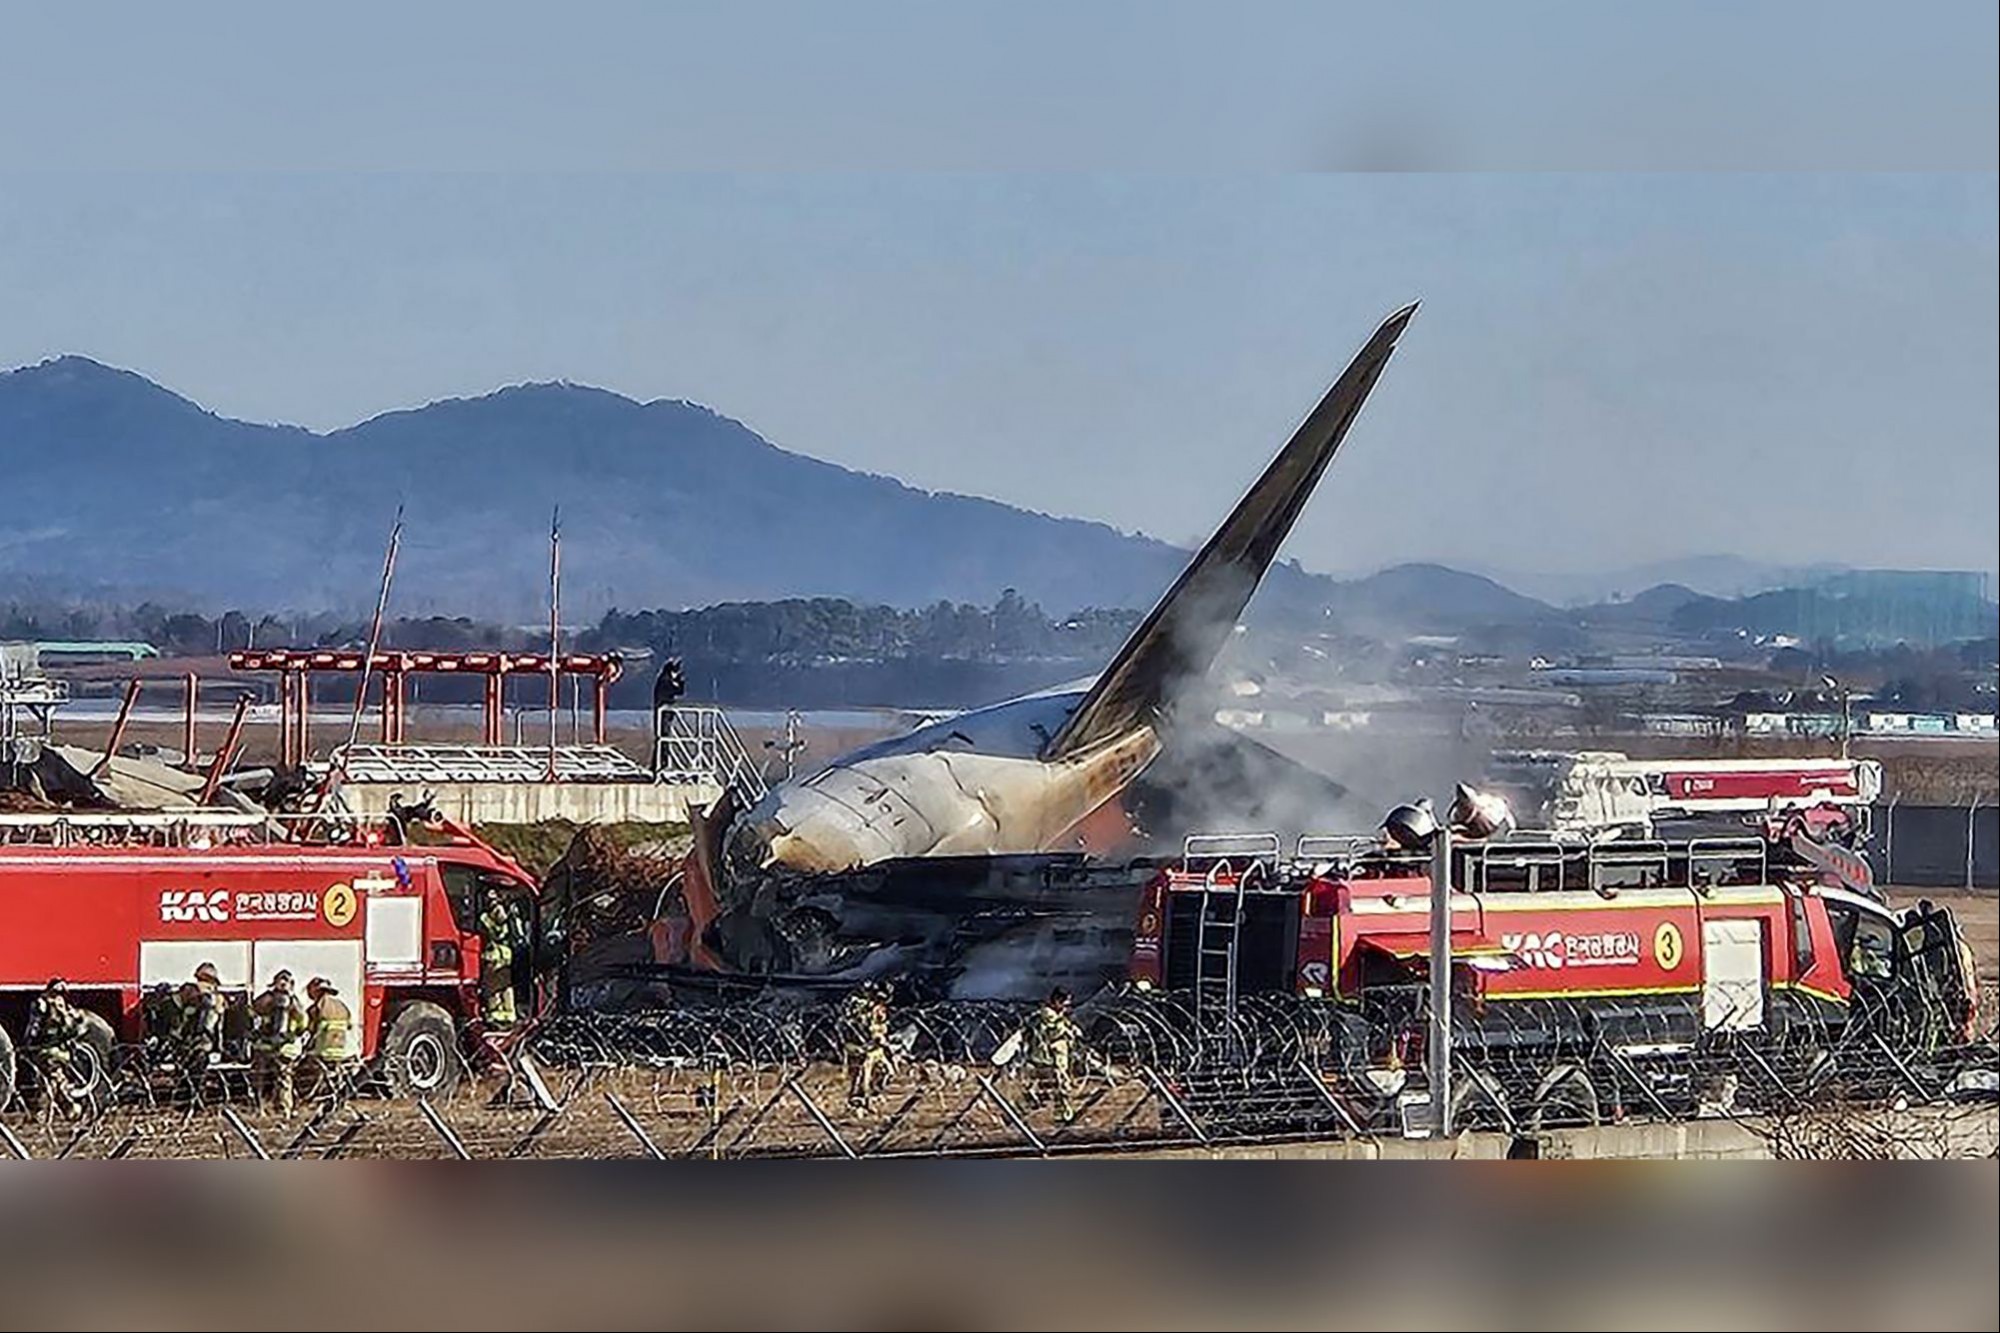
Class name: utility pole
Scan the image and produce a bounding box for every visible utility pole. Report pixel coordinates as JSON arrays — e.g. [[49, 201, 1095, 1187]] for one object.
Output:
[[1822, 674, 1851, 759], [547, 507, 561, 781], [765, 708, 806, 781], [317, 506, 402, 813], [1428, 820, 1454, 1138]]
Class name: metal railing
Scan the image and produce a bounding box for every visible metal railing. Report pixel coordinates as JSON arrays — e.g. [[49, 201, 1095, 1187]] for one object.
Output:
[[1181, 832, 1283, 871], [1180, 827, 1780, 898], [0, 809, 395, 849], [654, 706, 767, 800], [328, 742, 651, 784]]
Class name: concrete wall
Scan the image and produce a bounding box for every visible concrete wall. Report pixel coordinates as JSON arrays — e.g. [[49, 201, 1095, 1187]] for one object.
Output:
[[1091, 1107, 1999, 1160], [341, 779, 717, 826]]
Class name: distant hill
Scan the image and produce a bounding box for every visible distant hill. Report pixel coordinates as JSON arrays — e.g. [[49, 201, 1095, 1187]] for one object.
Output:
[[1492, 555, 1854, 605], [1665, 581, 1999, 649], [1573, 582, 1710, 626], [1321, 562, 1562, 635], [1, 355, 1337, 619]]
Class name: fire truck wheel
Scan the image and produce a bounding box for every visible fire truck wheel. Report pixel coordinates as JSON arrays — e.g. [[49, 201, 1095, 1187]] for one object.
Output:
[[380, 1003, 463, 1099], [0, 1024, 16, 1111], [1529, 1064, 1600, 1131]]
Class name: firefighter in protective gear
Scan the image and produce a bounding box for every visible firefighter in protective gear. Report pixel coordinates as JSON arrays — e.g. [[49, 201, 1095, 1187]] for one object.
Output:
[[1025, 987, 1082, 1122], [843, 982, 891, 1109], [171, 962, 226, 1084], [24, 978, 87, 1120], [479, 893, 528, 1028], [303, 977, 355, 1100], [251, 970, 310, 1118]]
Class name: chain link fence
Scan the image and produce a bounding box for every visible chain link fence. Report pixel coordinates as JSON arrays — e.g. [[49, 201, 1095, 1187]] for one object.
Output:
[[1872, 802, 1999, 889]]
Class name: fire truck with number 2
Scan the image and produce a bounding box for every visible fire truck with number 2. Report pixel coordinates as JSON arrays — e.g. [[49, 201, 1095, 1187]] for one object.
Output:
[[0, 808, 545, 1108]]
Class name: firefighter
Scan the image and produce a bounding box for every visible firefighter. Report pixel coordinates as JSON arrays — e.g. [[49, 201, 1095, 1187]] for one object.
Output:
[[302, 977, 355, 1101], [843, 981, 891, 1109], [479, 892, 528, 1028], [171, 962, 226, 1087], [250, 970, 309, 1118], [1025, 987, 1082, 1122], [23, 978, 87, 1120]]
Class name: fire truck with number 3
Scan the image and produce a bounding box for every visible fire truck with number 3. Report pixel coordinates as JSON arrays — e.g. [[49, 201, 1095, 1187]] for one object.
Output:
[[0, 807, 546, 1108], [1131, 756, 1979, 1128]]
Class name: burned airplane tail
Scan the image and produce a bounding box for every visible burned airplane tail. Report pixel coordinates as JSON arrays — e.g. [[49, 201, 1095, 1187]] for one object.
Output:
[[1042, 302, 1418, 761]]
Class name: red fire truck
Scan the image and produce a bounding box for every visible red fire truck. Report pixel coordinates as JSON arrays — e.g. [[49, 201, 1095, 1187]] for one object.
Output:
[[0, 810, 544, 1109], [1130, 808, 1979, 1129]]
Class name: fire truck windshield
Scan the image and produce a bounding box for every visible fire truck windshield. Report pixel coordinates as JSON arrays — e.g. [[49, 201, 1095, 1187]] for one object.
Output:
[[439, 861, 526, 934], [1826, 900, 1897, 984]]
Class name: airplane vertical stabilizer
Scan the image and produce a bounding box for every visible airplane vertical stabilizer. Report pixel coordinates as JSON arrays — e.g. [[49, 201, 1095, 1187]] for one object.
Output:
[[1043, 302, 1417, 760]]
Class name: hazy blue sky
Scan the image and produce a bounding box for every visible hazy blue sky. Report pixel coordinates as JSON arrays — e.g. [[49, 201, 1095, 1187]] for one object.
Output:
[[1, 4, 1994, 584]]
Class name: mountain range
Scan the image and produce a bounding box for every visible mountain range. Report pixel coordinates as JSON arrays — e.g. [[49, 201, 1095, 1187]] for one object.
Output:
[[2, 356, 1982, 641], [1, 355, 1321, 620]]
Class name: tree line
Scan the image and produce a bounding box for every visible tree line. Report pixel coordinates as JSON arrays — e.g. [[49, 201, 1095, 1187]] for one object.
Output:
[[2, 591, 1142, 666]]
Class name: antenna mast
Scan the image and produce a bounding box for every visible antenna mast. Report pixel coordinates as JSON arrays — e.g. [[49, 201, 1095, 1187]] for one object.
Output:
[[547, 506, 561, 781], [317, 505, 403, 812]]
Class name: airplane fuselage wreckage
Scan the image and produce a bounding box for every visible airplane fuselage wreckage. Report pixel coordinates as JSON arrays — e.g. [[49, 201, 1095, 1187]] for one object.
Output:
[[656, 304, 1418, 998]]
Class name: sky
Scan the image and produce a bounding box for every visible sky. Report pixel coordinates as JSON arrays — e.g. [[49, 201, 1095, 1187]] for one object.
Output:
[[1, 3, 1994, 587]]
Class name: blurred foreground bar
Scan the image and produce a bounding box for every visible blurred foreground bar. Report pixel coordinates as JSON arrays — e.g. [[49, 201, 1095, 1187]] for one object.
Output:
[[0, 1162, 1993, 1330]]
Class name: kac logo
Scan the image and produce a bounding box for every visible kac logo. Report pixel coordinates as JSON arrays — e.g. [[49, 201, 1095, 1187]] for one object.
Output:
[[160, 888, 231, 923], [1501, 930, 1567, 970]]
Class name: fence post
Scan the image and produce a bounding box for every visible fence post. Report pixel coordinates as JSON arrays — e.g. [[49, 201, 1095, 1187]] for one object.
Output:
[[1884, 795, 1897, 886], [1143, 1067, 1208, 1146], [858, 1092, 924, 1158], [0, 1119, 32, 1161], [282, 1101, 347, 1160], [1967, 800, 1982, 891], [1295, 1059, 1370, 1138], [220, 1106, 271, 1161], [416, 1098, 473, 1160], [786, 1077, 859, 1159], [974, 1073, 1046, 1157], [604, 1091, 666, 1160]]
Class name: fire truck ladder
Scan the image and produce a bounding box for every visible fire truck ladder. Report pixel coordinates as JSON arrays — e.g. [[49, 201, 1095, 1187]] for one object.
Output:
[[1192, 859, 1254, 1059]]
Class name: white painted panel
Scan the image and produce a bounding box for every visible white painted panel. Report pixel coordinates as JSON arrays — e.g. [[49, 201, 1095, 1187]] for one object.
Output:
[[1701, 918, 1766, 1031], [139, 940, 252, 990], [366, 896, 424, 967], [252, 940, 365, 1058]]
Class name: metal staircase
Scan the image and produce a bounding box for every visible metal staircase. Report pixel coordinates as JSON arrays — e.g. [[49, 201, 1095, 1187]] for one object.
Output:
[[653, 705, 768, 801]]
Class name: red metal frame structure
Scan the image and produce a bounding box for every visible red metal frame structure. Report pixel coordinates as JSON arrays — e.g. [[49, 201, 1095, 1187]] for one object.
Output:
[[228, 649, 625, 768]]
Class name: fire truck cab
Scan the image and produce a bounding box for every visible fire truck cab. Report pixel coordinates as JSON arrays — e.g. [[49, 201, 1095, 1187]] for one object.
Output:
[[0, 811, 544, 1109]]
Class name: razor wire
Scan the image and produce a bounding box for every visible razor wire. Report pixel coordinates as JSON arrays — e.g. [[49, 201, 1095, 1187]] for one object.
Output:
[[5, 981, 1994, 1160]]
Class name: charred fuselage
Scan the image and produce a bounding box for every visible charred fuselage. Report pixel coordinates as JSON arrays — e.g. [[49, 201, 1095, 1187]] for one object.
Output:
[[665, 303, 1418, 995]]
